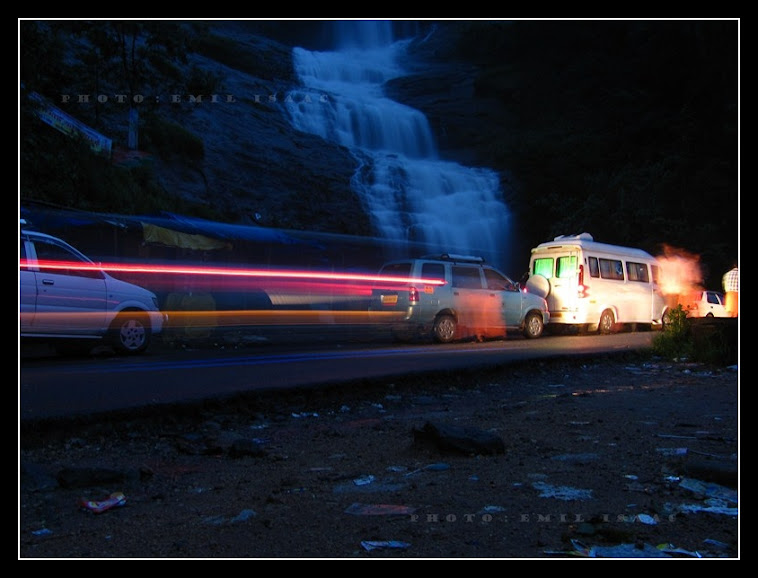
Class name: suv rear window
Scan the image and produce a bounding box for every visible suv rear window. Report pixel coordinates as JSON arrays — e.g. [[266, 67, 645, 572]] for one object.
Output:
[[380, 262, 412, 277], [421, 262, 445, 281]]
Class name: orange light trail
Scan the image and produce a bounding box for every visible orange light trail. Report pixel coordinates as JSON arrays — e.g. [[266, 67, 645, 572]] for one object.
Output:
[[162, 309, 406, 327]]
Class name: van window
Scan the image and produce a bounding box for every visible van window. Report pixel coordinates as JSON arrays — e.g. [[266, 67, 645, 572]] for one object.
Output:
[[421, 262, 445, 281], [599, 258, 624, 280], [626, 261, 650, 283], [452, 266, 483, 289], [556, 256, 577, 278], [533, 257, 553, 279], [588, 256, 600, 278], [650, 264, 660, 284]]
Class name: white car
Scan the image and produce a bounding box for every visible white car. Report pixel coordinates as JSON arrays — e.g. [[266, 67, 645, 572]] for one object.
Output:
[[684, 290, 730, 318], [20, 225, 165, 354]]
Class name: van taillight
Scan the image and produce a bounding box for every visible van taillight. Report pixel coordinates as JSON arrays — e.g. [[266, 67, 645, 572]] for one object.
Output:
[[409, 286, 419, 305], [577, 264, 588, 298]]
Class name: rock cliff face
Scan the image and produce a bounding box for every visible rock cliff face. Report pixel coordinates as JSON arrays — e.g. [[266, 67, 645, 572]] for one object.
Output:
[[153, 21, 517, 257], [149, 22, 373, 235], [135, 21, 519, 262], [22, 20, 522, 267]]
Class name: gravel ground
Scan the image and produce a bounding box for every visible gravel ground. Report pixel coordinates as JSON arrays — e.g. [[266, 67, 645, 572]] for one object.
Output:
[[19, 351, 739, 559]]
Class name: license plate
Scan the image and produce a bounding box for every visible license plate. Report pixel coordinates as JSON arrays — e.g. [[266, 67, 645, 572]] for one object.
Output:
[[381, 294, 398, 305]]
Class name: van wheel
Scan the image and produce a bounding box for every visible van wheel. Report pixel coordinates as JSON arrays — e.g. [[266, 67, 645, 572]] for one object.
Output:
[[598, 310, 617, 335], [110, 311, 151, 355], [523, 312, 544, 339], [432, 314, 457, 343]]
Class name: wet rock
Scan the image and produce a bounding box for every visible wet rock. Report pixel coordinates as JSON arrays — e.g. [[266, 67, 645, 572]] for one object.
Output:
[[20, 461, 59, 491], [682, 459, 738, 489], [228, 438, 268, 458], [412, 421, 505, 455], [56, 467, 128, 489]]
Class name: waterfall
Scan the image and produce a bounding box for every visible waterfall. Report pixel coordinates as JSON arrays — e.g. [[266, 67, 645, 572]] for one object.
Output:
[[284, 21, 510, 268]]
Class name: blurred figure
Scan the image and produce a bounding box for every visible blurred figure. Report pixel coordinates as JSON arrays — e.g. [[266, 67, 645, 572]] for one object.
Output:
[[722, 264, 739, 317]]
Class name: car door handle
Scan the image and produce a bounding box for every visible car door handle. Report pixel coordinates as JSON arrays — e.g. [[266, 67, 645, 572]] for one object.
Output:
[[41, 279, 55, 285]]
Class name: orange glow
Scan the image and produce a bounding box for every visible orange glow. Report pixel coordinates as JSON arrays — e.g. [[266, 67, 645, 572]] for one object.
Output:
[[163, 309, 406, 328], [656, 245, 703, 298]]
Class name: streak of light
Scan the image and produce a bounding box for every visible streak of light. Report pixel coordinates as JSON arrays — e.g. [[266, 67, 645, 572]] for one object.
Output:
[[162, 309, 406, 327], [20, 260, 446, 286]]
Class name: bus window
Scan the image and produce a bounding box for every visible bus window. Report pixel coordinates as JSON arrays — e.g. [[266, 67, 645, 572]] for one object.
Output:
[[650, 264, 660, 285], [588, 256, 600, 278], [626, 261, 650, 283], [599, 258, 624, 280]]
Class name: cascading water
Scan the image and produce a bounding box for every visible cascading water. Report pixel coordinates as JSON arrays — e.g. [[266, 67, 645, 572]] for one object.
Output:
[[284, 21, 510, 267]]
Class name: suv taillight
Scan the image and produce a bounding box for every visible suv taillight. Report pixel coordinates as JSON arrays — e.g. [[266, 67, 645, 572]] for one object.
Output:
[[409, 286, 419, 305], [577, 264, 589, 298]]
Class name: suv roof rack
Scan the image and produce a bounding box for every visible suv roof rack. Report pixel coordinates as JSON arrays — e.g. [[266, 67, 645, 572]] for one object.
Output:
[[423, 253, 485, 264]]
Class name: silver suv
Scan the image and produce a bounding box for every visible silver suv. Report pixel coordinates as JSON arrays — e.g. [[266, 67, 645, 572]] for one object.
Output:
[[20, 224, 165, 354], [368, 254, 549, 343]]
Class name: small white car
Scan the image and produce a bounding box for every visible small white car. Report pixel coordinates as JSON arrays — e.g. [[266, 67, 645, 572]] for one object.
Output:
[[20, 224, 165, 354], [684, 290, 730, 318]]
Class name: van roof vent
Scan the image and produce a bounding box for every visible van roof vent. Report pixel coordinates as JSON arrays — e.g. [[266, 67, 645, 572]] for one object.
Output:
[[553, 232, 594, 242]]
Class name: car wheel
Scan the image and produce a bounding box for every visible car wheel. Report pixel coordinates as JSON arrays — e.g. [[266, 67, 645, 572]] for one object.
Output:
[[432, 314, 457, 343], [598, 309, 617, 335], [110, 311, 151, 355], [523, 312, 544, 339], [706, 312, 714, 318]]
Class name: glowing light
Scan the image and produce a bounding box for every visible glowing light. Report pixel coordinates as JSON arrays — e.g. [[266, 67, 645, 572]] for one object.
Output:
[[162, 309, 406, 328], [20, 259, 446, 330], [656, 246, 704, 306], [19, 259, 445, 285], [20, 259, 446, 286]]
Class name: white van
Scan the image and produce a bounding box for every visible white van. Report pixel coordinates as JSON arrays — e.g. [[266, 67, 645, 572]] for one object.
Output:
[[525, 233, 668, 333]]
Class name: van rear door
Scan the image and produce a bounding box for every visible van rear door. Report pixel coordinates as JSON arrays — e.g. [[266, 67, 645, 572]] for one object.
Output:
[[532, 249, 580, 320]]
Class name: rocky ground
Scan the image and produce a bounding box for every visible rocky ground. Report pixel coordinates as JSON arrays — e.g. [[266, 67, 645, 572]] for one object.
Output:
[[19, 347, 739, 559]]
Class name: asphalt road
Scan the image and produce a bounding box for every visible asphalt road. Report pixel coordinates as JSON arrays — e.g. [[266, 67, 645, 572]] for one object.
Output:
[[19, 327, 656, 422]]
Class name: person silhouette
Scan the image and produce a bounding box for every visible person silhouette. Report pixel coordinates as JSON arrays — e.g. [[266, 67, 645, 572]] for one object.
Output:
[[722, 263, 739, 317]]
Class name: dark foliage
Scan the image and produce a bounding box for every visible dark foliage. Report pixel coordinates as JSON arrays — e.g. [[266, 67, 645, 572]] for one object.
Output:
[[452, 20, 738, 283]]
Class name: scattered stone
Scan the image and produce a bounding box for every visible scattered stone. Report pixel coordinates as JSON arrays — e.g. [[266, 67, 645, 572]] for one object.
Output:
[[412, 421, 505, 455]]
